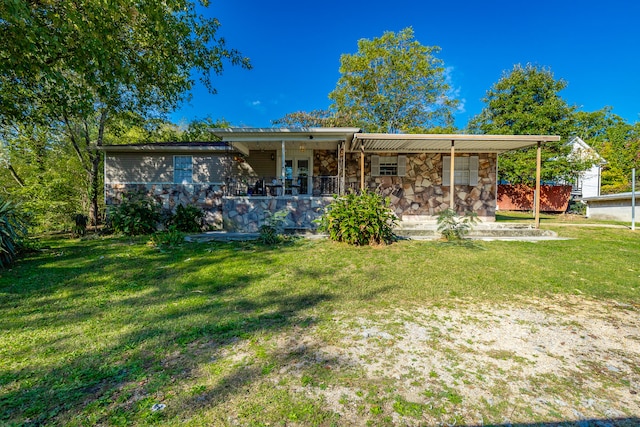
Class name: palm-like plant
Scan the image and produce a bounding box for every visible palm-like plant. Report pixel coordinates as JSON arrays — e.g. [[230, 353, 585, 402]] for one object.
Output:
[[0, 197, 26, 268]]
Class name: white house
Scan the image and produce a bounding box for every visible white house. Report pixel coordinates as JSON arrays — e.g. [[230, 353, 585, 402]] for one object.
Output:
[[568, 136, 606, 199]]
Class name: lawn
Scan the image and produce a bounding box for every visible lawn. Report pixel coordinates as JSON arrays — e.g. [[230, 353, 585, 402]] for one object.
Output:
[[0, 225, 638, 426]]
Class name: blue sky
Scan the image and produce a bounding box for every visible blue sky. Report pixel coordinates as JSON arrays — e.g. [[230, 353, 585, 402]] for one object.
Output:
[[171, 0, 640, 130]]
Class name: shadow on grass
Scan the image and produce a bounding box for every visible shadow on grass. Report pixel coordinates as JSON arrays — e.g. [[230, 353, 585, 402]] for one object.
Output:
[[0, 237, 339, 425]]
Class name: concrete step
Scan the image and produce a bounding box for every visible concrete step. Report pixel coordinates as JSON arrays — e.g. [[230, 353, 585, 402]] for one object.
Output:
[[395, 222, 557, 238]]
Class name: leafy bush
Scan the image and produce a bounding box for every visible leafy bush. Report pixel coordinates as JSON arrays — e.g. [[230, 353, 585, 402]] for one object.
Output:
[[108, 192, 160, 236], [72, 213, 89, 236], [259, 210, 289, 245], [168, 204, 204, 232], [0, 197, 27, 268], [437, 209, 479, 241], [316, 190, 397, 245], [149, 226, 185, 248]]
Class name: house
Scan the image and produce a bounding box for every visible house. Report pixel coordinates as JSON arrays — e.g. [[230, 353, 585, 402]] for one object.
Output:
[[496, 136, 605, 213], [566, 136, 606, 199], [102, 128, 560, 232]]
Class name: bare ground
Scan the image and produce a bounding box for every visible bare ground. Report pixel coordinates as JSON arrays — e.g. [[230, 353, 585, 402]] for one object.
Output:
[[210, 295, 640, 426]]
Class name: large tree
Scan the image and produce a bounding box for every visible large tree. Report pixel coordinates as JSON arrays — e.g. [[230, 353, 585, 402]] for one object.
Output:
[[327, 27, 459, 133], [467, 64, 589, 184], [0, 1, 250, 225]]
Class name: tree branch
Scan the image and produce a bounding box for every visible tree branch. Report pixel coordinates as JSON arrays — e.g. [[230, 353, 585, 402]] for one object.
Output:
[[63, 113, 90, 173], [7, 163, 25, 187]]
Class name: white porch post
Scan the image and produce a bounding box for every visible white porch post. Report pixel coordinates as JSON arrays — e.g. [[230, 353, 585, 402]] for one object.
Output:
[[360, 141, 365, 191], [281, 140, 286, 184], [449, 140, 456, 210], [535, 141, 542, 229]]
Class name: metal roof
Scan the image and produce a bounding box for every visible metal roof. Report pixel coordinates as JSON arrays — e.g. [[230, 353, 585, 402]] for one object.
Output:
[[211, 127, 361, 143], [351, 133, 561, 153], [101, 142, 231, 153]]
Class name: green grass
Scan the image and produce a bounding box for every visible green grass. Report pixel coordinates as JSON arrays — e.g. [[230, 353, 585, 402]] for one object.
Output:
[[0, 226, 639, 426]]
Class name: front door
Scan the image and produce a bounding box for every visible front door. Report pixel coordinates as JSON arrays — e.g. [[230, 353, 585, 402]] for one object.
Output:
[[285, 158, 310, 195]]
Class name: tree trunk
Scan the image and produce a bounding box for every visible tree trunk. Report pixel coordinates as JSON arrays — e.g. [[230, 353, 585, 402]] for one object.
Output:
[[88, 112, 107, 228]]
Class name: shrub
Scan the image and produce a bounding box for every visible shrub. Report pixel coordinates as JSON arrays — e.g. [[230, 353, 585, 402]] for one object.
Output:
[[436, 209, 479, 241], [108, 192, 160, 236], [316, 190, 397, 245], [72, 213, 89, 236], [259, 209, 289, 245], [168, 204, 204, 233], [0, 197, 27, 268], [149, 226, 185, 248]]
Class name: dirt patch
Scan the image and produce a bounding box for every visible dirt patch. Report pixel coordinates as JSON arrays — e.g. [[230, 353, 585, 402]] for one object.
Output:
[[255, 295, 640, 426]]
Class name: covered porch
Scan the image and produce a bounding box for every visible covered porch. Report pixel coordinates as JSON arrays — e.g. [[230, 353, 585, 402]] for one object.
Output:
[[214, 128, 560, 231]]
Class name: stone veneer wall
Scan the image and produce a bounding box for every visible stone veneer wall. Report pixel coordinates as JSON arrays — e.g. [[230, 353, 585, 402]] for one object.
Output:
[[313, 150, 339, 176], [106, 183, 225, 229], [342, 152, 497, 220], [106, 152, 498, 232], [222, 196, 332, 232]]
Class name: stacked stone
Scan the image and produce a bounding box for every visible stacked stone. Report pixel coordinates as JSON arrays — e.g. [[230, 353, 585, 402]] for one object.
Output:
[[105, 183, 224, 229], [342, 153, 497, 220], [222, 196, 333, 233]]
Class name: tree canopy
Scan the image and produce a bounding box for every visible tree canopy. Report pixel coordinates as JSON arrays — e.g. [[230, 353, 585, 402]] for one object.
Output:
[[467, 64, 588, 184], [0, 0, 251, 124], [0, 1, 250, 227], [327, 27, 458, 133]]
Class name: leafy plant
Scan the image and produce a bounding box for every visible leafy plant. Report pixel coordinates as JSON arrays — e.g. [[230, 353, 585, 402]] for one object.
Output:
[[316, 190, 397, 245], [72, 213, 89, 236], [168, 204, 204, 233], [149, 226, 185, 248], [0, 197, 27, 268], [259, 210, 289, 245], [107, 192, 160, 236], [436, 209, 479, 241]]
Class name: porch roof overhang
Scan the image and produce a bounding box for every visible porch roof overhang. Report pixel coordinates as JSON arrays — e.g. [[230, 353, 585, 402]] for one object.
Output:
[[350, 133, 561, 153], [211, 127, 361, 155], [101, 142, 233, 153]]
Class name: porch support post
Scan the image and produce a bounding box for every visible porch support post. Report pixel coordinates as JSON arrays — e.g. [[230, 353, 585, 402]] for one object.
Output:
[[535, 141, 542, 229], [449, 140, 455, 210], [340, 141, 346, 195], [281, 140, 286, 184], [360, 141, 365, 191]]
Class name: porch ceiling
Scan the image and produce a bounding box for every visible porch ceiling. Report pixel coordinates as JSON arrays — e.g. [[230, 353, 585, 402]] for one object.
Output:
[[350, 133, 561, 153]]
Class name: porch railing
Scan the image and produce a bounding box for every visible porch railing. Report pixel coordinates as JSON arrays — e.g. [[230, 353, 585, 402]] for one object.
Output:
[[224, 175, 345, 197]]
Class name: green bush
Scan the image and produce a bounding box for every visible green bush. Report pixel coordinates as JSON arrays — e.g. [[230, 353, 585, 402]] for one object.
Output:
[[259, 210, 289, 245], [0, 197, 27, 268], [149, 226, 185, 248], [108, 192, 160, 236], [436, 209, 479, 241], [316, 190, 397, 245], [168, 204, 204, 233]]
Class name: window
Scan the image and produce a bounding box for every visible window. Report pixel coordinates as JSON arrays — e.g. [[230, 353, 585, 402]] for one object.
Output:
[[371, 155, 406, 176], [442, 156, 479, 186], [174, 155, 193, 184]]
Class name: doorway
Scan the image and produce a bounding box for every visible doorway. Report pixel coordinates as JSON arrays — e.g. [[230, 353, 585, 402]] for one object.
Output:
[[285, 158, 310, 195]]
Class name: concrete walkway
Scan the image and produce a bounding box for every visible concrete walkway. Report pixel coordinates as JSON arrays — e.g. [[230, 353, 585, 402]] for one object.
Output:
[[185, 224, 572, 243]]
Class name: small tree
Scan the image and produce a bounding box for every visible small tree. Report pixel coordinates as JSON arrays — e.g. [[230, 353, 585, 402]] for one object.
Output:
[[316, 190, 397, 246], [437, 209, 479, 241]]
